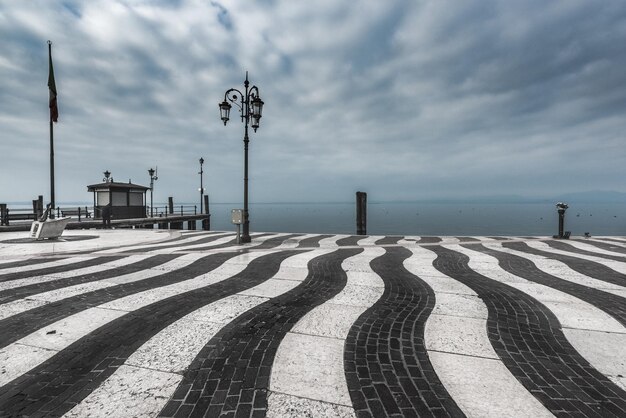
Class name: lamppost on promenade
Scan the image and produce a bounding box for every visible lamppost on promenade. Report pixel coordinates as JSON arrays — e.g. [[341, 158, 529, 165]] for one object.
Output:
[[199, 157, 204, 213], [148, 167, 158, 217], [219, 72, 264, 243]]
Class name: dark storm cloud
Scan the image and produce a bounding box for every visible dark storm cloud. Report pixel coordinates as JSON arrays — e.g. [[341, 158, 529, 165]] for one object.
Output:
[[0, 0, 625, 204]]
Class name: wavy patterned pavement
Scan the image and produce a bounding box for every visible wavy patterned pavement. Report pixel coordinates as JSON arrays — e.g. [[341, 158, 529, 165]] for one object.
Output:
[[0, 230, 625, 417]]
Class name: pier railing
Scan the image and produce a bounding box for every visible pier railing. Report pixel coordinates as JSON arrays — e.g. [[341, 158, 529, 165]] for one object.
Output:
[[1, 203, 205, 227], [0, 207, 38, 226], [57, 206, 92, 221], [147, 205, 198, 217]]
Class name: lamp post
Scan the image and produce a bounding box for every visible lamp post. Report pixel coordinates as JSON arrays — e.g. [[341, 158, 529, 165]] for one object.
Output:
[[199, 157, 204, 213], [219, 71, 264, 243], [148, 167, 158, 217]]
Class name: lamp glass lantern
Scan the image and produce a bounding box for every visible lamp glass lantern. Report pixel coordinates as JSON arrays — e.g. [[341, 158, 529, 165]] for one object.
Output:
[[251, 97, 264, 119], [219, 101, 232, 125]]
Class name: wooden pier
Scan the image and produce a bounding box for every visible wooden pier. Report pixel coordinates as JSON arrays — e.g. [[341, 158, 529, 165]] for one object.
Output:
[[0, 213, 209, 233]]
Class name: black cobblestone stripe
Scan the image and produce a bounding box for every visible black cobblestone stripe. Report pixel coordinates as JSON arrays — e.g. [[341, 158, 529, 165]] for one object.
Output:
[[119, 232, 234, 253], [296, 234, 333, 248], [249, 234, 303, 250], [0, 256, 69, 271], [454, 237, 479, 242], [545, 240, 626, 262], [183, 233, 275, 252], [597, 237, 626, 244], [336, 235, 364, 246], [0, 254, 180, 304], [503, 242, 626, 287], [429, 245, 626, 417], [0, 250, 303, 417], [158, 248, 362, 418], [417, 236, 442, 244], [469, 244, 626, 327], [487, 236, 510, 240], [65, 232, 225, 256], [375, 236, 403, 245], [0, 251, 245, 350], [568, 239, 626, 255], [0, 255, 126, 283], [345, 246, 464, 418]]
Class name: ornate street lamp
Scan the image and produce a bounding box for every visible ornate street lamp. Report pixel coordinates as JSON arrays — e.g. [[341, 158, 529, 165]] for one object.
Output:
[[148, 167, 158, 217], [219, 71, 264, 243], [199, 157, 204, 213], [103, 170, 111, 183]]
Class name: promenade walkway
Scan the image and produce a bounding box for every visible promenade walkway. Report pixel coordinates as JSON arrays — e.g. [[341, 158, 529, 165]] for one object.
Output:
[[0, 230, 624, 417]]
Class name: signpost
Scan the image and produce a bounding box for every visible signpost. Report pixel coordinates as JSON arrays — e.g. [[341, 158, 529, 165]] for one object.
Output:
[[231, 209, 244, 245]]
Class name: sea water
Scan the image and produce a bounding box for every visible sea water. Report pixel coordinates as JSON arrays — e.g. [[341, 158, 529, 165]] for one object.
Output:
[[6, 202, 625, 236], [204, 202, 626, 236]]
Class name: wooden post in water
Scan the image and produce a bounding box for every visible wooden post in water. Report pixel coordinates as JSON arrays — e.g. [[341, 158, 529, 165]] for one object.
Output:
[[356, 191, 367, 235], [203, 194, 211, 230], [0, 204, 6, 226], [37, 196, 43, 218]]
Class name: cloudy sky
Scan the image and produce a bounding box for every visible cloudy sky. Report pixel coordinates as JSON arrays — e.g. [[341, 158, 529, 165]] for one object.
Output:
[[1, 0, 625, 205]]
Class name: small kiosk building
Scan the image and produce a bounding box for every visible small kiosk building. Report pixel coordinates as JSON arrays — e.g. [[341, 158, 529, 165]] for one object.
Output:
[[87, 179, 149, 219]]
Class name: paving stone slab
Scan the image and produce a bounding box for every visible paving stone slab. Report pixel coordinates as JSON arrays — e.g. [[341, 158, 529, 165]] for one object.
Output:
[[1, 232, 626, 417]]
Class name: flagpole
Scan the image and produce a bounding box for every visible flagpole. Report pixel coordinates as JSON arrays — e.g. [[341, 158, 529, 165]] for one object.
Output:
[[48, 40, 55, 218]]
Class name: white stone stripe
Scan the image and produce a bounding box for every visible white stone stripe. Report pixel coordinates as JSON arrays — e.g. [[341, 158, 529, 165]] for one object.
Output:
[[0, 253, 210, 321], [0, 238, 286, 386], [471, 236, 499, 241], [355, 235, 384, 246], [145, 233, 240, 254], [100, 247, 284, 312], [428, 352, 554, 418], [437, 237, 462, 245], [0, 256, 95, 275], [525, 241, 626, 274], [100, 252, 209, 284], [559, 240, 626, 257], [0, 307, 126, 386], [63, 249, 333, 418], [483, 243, 626, 298], [92, 232, 231, 254], [447, 244, 626, 387], [587, 238, 626, 247], [267, 392, 355, 417], [62, 365, 182, 418], [0, 254, 152, 292], [604, 237, 626, 242], [148, 232, 280, 254], [272, 234, 317, 249], [0, 256, 35, 266], [318, 235, 348, 248], [403, 246, 553, 418], [269, 247, 385, 411], [398, 235, 421, 245]]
